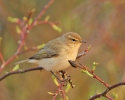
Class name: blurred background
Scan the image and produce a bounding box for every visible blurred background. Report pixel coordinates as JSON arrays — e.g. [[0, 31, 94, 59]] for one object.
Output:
[[0, 0, 125, 100]]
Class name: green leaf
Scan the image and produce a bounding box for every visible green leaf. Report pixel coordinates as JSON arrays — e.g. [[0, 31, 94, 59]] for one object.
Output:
[[24, 45, 28, 50], [12, 64, 19, 71], [48, 92, 54, 96], [31, 8, 36, 13], [16, 26, 21, 34], [66, 96, 69, 100], [52, 75, 59, 86], [81, 70, 93, 77], [52, 24, 62, 33], [65, 83, 70, 93], [112, 92, 118, 99], [0, 37, 2, 44], [88, 45, 91, 50], [92, 62, 98, 71], [23, 16, 28, 21], [45, 15, 50, 21], [28, 18, 33, 25], [37, 44, 45, 49], [7, 17, 19, 23]]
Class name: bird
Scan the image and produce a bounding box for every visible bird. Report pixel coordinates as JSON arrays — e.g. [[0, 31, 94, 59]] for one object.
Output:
[[14, 32, 84, 72]]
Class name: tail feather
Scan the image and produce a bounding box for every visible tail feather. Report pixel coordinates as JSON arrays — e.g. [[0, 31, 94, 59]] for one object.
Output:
[[14, 59, 28, 65]]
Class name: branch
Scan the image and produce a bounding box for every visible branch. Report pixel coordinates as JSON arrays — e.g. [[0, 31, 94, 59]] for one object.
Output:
[[76, 45, 90, 59], [68, 60, 125, 100], [0, 67, 43, 81], [0, 52, 5, 63], [0, 47, 90, 81], [29, 0, 55, 30], [2, 45, 125, 100], [37, 21, 60, 26], [53, 83, 66, 100], [89, 82, 125, 100], [17, 47, 38, 55], [68, 61, 109, 87], [0, 0, 55, 73]]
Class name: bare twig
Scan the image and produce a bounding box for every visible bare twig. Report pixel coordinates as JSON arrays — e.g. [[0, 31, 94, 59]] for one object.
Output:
[[17, 47, 38, 55], [1, 43, 125, 100], [89, 82, 125, 100], [0, 51, 89, 81], [37, 21, 60, 25], [0, 0, 55, 73], [53, 83, 66, 100], [29, 0, 55, 30], [68, 60, 125, 100], [76, 45, 90, 59], [0, 52, 5, 63], [0, 67, 43, 81], [68, 61, 109, 87]]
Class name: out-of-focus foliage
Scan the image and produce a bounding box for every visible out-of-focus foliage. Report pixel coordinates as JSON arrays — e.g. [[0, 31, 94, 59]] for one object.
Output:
[[0, 0, 125, 100]]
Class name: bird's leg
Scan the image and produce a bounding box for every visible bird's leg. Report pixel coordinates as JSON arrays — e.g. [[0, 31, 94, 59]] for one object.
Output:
[[50, 71, 66, 83], [50, 71, 75, 88], [58, 70, 75, 88], [58, 70, 70, 81]]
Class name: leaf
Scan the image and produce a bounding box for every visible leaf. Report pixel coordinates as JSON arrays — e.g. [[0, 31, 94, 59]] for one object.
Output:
[[66, 96, 69, 100], [0, 37, 2, 44], [31, 8, 36, 13], [48, 92, 54, 96], [7, 17, 19, 23], [12, 64, 19, 71], [112, 92, 118, 99], [16, 26, 21, 34], [65, 83, 70, 93], [37, 44, 45, 49], [45, 15, 50, 21], [88, 45, 91, 50], [28, 18, 33, 25], [52, 24, 62, 33], [52, 75, 59, 86], [23, 16, 28, 21], [92, 62, 99, 71], [24, 45, 28, 50], [81, 70, 93, 77]]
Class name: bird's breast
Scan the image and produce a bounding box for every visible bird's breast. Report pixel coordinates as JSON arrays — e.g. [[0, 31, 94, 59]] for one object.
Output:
[[37, 49, 78, 72]]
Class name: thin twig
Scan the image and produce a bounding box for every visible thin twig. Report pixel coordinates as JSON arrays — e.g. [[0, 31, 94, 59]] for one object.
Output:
[[89, 82, 125, 100], [76, 45, 90, 59], [68, 60, 125, 100], [0, 52, 5, 63], [0, 0, 55, 73], [29, 0, 55, 30], [17, 47, 38, 55], [37, 21, 60, 25], [53, 83, 66, 100], [69, 61, 109, 87], [0, 67, 43, 81]]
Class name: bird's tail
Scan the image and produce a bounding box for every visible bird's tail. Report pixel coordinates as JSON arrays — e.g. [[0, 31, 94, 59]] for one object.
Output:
[[13, 59, 28, 65]]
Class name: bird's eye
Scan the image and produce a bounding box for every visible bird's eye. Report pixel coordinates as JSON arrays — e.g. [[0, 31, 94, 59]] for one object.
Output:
[[71, 38, 76, 41]]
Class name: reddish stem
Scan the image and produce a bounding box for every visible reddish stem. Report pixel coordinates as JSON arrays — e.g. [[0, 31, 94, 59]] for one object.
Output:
[[0, 0, 55, 73], [92, 72, 109, 88], [80, 64, 109, 88], [105, 95, 114, 100], [0, 52, 5, 63], [29, 0, 54, 30], [53, 83, 66, 100]]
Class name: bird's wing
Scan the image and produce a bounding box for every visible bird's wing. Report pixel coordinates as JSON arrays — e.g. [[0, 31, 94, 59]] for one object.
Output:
[[29, 48, 58, 60]]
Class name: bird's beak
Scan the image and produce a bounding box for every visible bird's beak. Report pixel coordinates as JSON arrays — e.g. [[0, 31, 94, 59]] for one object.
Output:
[[80, 40, 86, 43]]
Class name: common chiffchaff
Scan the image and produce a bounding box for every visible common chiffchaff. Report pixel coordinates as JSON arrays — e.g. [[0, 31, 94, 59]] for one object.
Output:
[[14, 32, 84, 72]]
